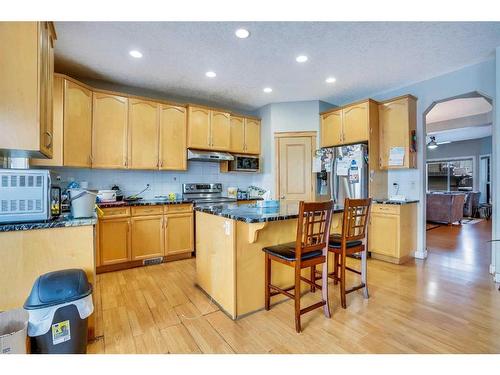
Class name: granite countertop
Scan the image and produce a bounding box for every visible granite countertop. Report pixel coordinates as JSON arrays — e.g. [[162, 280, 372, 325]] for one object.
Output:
[[372, 199, 419, 205], [97, 199, 191, 208], [0, 213, 97, 233], [97, 197, 262, 208], [194, 202, 344, 223]]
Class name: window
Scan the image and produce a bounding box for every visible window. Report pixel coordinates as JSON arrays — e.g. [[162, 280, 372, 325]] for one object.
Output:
[[426, 158, 473, 192]]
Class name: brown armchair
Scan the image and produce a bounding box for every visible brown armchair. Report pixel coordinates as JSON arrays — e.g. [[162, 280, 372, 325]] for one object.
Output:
[[426, 193, 466, 225]]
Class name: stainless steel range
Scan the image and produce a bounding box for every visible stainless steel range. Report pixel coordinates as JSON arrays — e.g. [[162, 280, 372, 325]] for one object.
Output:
[[182, 183, 236, 206]]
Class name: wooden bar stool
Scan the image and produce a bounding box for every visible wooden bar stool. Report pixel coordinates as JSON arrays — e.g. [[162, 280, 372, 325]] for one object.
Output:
[[262, 200, 334, 333], [328, 198, 372, 309]]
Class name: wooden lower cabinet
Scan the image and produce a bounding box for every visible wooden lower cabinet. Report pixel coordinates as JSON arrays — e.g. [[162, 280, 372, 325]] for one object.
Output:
[[98, 205, 193, 272], [164, 212, 194, 256], [131, 215, 164, 260], [99, 218, 131, 266], [368, 203, 417, 264]]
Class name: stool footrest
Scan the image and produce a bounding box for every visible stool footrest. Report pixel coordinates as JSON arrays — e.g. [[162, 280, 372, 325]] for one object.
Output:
[[300, 301, 326, 315], [345, 266, 361, 275], [269, 284, 295, 299], [346, 283, 366, 294]]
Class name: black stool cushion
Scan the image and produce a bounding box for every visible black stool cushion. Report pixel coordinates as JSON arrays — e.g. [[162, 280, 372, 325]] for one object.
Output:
[[262, 242, 323, 261], [329, 239, 363, 248]]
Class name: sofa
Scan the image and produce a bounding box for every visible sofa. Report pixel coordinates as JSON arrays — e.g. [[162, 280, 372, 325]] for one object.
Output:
[[426, 192, 466, 224]]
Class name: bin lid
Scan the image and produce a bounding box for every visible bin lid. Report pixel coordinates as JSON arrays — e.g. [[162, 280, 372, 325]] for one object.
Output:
[[24, 269, 92, 310]]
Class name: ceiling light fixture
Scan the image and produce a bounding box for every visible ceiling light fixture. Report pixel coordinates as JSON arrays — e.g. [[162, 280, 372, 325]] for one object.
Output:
[[427, 136, 438, 149], [205, 71, 217, 78], [129, 50, 143, 58], [325, 77, 337, 83], [263, 87, 273, 93], [235, 28, 250, 39], [296, 55, 308, 63]]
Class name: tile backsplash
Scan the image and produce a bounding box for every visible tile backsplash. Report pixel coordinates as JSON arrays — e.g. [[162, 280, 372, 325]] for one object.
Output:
[[48, 161, 260, 199]]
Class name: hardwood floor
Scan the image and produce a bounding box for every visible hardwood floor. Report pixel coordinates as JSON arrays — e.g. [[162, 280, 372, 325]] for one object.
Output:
[[89, 220, 500, 353]]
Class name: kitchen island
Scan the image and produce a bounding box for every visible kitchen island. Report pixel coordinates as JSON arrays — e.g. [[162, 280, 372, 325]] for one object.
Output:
[[194, 201, 344, 319]]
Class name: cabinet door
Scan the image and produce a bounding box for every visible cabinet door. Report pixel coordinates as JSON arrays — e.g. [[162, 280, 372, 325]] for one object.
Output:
[[320, 110, 342, 147], [159, 105, 187, 170], [131, 215, 164, 260], [128, 99, 159, 170], [244, 118, 261, 154], [100, 218, 131, 265], [379, 98, 410, 169], [31, 75, 63, 167], [64, 79, 92, 167], [229, 116, 245, 153], [187, 106, 210, 149], [164, 213, 194, 256], [210, 110, 231, 151], [38, 22, 54, 158], [342, 102, 369, 144], [368, 213, 399, 257], [92, 92, 128, 169]]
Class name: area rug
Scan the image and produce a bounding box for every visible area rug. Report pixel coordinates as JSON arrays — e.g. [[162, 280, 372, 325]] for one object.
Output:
[[461, 218, 484, 225]]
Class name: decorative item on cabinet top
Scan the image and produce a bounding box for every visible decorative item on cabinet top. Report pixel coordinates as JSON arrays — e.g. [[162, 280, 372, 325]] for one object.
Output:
[[30, 73, 261, 171]]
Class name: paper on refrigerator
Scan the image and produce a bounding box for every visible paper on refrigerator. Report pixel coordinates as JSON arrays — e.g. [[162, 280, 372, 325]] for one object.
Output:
[[336, 159, 350, 176], [389, 147, 405, 166]]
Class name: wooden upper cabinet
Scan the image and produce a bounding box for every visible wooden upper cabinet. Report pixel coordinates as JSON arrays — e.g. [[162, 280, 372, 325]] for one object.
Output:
[[0, 22, 56, 157], [160, 105, 187, 170], [230, 116, 245, 153], [128, 99, 159, 170], [92, 92, 128, 169], [379, 95, 417, 169], [342, 101, 369, 144], [210, 110, 230, 151], [320, 110, 343, 147], [64, 79, 92, 167], [244, 118, 261, 154], [187, 106, 211, 149], [164, 212, 194, 256], [131, 215, 164, 260]]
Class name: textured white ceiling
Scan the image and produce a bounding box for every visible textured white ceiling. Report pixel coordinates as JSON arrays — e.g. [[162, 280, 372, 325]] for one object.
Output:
[[54, 22, 500, 111], [426, 97, 492, 123]]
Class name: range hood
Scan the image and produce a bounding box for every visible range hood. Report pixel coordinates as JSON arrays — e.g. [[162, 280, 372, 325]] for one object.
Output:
[[187, 149, 234, 162]]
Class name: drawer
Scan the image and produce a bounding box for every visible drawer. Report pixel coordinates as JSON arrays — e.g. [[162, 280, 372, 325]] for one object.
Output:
[[164, 204, 193, 214], [131, 205, 164, 216], [100, 206, 130, 219], [371, 204, 400, 215]]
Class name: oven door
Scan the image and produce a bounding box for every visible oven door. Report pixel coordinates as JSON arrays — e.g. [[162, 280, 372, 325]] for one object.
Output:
[[230, 155, 260, 172]]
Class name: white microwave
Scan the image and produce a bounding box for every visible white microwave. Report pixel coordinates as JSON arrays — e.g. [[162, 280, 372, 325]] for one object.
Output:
[[228, 155, 260, 172], [0, 169, 51, 223]]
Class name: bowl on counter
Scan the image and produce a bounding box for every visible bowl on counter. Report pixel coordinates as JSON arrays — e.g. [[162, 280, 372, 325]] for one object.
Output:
[[254, 200, 280, 208]]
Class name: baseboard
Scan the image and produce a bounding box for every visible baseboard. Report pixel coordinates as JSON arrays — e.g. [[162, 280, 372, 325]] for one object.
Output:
[[414, 249, 428, 260], [489, 264, 496, 275]]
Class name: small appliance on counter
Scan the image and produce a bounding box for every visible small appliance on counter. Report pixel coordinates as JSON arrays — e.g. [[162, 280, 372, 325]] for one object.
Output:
[[248, 185, 270, 200], [0, 169, 53, 223], [237, 189, 248, 200], [97, 190, 117, 203], [111, 185, 123, 201]]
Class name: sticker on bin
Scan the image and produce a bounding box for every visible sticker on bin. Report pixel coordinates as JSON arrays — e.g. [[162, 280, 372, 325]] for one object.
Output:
[[52, 320, 71, 345]]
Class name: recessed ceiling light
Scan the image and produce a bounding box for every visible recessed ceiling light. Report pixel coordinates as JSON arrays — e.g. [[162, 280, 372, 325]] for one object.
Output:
[[263, 87, 272, 93], [296, 55, 308, 63], [325, 77, 337, 83], [205, 71, 217, 78], [129, 50, 143, 58], [235, 28, 250, 39]]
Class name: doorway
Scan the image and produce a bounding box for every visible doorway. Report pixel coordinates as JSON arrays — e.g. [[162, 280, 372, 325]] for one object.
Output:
[[274, 131, 317, 201], [423, 92, 493, 272]]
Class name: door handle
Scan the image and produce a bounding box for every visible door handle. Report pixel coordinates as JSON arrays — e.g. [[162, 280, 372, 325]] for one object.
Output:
[[280, 195, 285, 199]]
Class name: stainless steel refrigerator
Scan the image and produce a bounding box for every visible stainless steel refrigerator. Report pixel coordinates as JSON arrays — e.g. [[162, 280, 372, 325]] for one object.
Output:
[[315, 144, 369, 204]]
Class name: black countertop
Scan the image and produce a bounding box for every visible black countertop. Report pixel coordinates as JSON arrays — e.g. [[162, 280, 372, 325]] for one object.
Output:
[[372, 199, 419, 205], [0, 213, 97, 233], [194, 202, 344, 223]]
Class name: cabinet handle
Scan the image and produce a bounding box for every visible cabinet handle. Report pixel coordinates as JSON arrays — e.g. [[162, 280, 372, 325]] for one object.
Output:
[[164, 217, 168, 227], [43, 131, 53, 148]]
